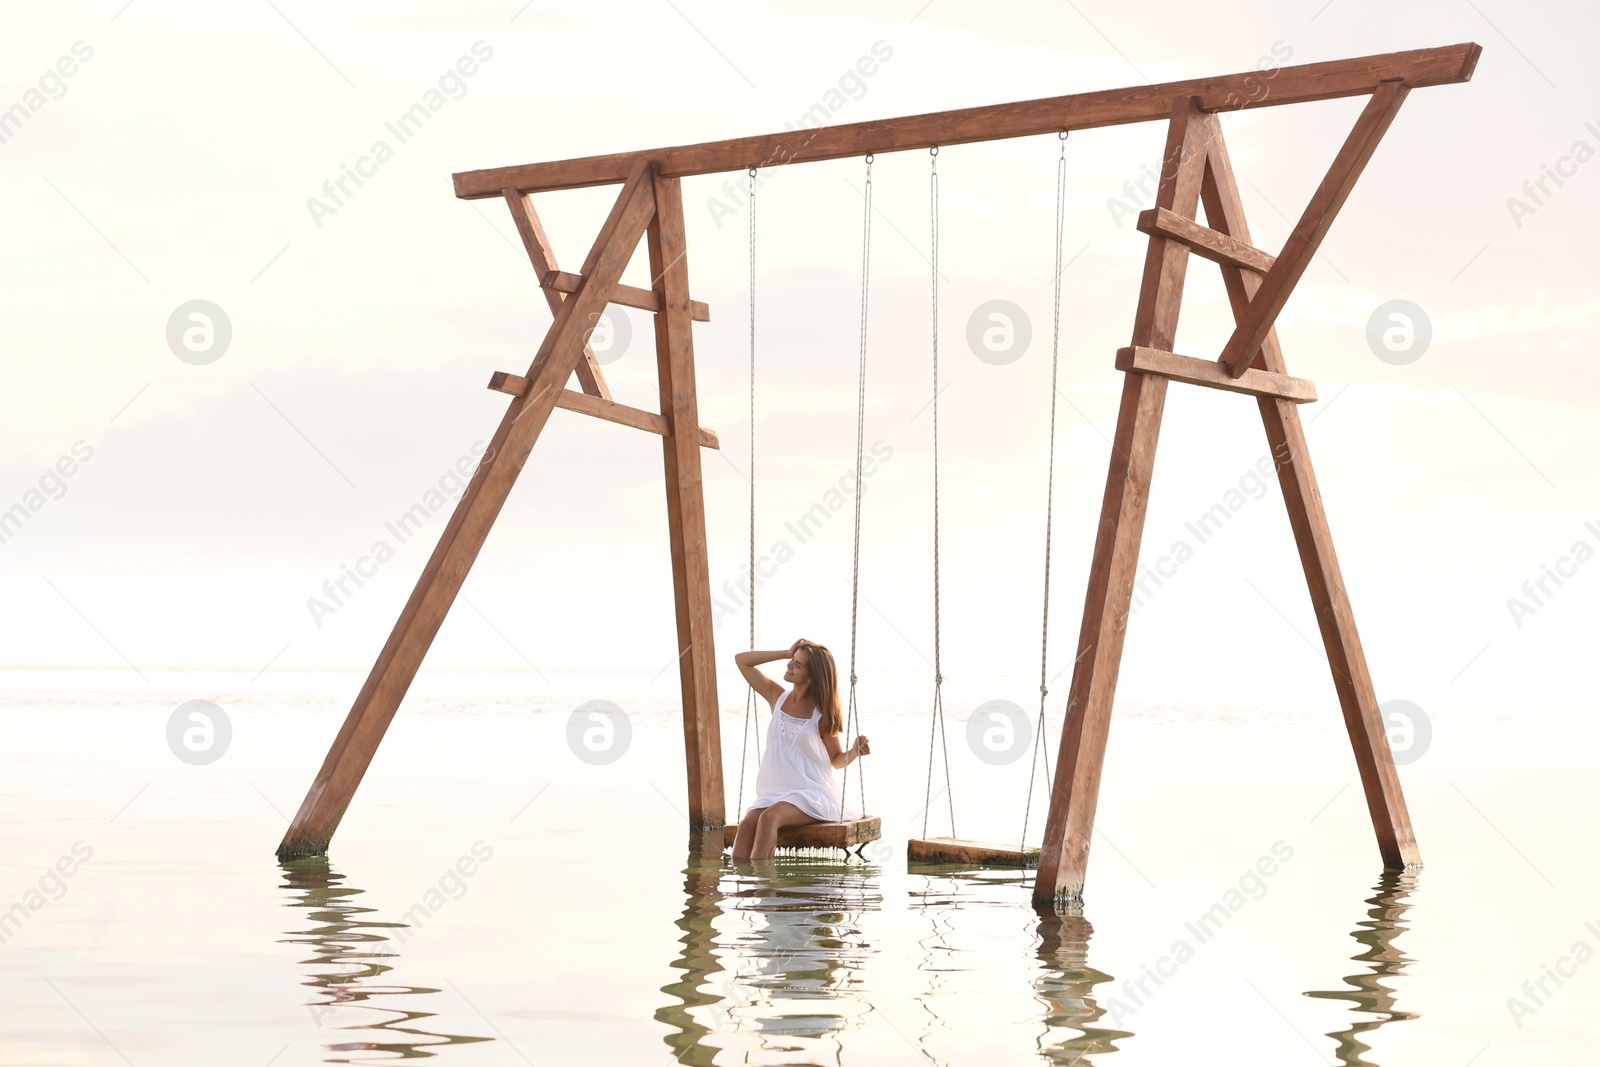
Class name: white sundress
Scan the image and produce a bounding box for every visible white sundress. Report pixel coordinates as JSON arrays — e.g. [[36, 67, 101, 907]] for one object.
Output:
[[747, 690, 861, 824]]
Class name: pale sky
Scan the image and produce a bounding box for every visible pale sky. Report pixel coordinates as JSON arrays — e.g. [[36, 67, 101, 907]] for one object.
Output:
[[1, 0, 1595, 714]]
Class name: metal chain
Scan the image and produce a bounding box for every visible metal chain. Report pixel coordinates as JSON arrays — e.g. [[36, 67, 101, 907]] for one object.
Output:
[[923, 146, 955, 841], [841, 153, 873, 823], [748, 166, 757, 661], [1021, 132, 1069, 854], [738, 166, 761, 811]]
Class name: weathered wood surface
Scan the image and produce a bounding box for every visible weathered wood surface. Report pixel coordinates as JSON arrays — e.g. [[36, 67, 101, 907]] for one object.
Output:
[[907, 837, 1042, 867], [1115, 346, 1317, 403], [721, 817, 882, 850], [454, 44, 1478, 196]]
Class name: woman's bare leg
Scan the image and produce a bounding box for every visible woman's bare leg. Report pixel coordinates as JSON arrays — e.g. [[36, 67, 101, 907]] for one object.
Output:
[[730, 808, 765, 863], [751, 801, 821, 860]]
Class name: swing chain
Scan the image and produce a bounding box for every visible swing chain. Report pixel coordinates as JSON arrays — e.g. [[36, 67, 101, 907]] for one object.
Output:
[[1021, 130, 1069, 855], [738, 164, 761, 811], [841, 152, 873, 824], [747, 165, 758, 655], [923, 143, 956, 842]]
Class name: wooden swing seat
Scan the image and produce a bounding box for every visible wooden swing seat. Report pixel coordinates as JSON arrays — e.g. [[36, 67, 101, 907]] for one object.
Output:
[[721, 816, 881, 851], [907, 837, 1041, 868]]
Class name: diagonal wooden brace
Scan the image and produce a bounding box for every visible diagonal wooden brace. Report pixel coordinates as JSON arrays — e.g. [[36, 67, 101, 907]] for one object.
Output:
[[1218, 80, 1409, 377], [1200, 115, 1420, 870]]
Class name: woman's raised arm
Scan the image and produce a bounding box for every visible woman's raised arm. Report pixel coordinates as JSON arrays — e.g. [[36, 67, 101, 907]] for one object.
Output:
[[734, 644, 792, 708]]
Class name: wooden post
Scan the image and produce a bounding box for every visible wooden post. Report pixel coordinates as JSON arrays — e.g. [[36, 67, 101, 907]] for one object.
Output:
[[276, 161, 658, 861], [1032, 98, 1208, 907], [647, 170, 725, 829], [1201, 120, 1419, 867]]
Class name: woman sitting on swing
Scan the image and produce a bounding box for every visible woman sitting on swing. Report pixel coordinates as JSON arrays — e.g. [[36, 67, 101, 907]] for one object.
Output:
[[730, 639, 871, 863]]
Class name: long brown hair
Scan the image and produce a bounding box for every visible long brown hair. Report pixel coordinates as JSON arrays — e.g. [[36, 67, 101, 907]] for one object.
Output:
[[795, 641, 843, 736]]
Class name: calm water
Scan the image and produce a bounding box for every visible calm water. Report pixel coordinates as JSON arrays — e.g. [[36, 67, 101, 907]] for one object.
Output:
[[2, 668, 1594, 1064]]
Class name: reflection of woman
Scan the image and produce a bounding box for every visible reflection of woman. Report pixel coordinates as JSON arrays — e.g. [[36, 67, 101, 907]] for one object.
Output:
[[730, 639, 871, 862], [656, 845, 877, 1062]]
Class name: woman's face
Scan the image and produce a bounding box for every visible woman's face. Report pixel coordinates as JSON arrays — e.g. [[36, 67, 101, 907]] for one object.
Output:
[[784, 646, 809, 685]]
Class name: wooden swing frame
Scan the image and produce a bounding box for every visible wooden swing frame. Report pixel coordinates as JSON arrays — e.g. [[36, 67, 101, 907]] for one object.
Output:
[[275, 44, 1479, 904]]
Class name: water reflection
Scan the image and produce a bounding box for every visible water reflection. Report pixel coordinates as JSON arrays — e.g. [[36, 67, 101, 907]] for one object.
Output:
[[1303, 870, 1420, 1066], [903, 868, 1130, 1065], [910, 882, 959, 1056], [278, 858, 491, 1063], [656, 834, 882, 1065], [1032, 908, 1130, 1063], [652, 843, 1419, 1064]]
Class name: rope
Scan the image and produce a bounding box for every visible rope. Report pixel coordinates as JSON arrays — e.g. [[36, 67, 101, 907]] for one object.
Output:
[[841, 154, 874, 824], [737, 167, 761, 812], [1021, 132, 1069, 854], [922, 146, 956, 841]]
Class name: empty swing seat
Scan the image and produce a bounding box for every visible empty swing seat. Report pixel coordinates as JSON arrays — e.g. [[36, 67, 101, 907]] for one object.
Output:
[[722, 816, 882, 852], [906, 837, 1041, 868]]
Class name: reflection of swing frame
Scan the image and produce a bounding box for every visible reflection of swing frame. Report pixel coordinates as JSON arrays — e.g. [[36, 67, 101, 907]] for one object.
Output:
[[274, 46, 1480, 904]]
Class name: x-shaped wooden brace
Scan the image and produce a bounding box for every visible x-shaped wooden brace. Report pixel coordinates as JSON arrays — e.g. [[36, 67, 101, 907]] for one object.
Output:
[[1033, 90, 1421, 906], [490, 186, 719, 448]]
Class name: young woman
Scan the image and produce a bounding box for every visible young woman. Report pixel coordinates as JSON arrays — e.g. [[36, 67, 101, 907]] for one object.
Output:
[[730, 639, 871, 863]]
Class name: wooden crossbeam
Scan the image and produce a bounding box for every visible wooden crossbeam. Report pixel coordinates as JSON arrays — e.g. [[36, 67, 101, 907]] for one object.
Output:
[[541, 270, 711, 322], [1116, 347, 1316, 403], [487, 371, 719, 448], [1137, 206, 1274, 274], [1219, 80, 1410, 376], [454, 45, 1478, 196]]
